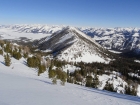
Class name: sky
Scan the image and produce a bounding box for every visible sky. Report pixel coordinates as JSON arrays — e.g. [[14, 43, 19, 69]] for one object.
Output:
[[0, 0, 140, 27]]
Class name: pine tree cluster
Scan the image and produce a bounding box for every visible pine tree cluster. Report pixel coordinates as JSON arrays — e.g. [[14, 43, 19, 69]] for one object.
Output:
[[125, 85, 137, 96], [48, 63, 67, 85], [27, 56, 41, 68], [0, 40, 30, 67], [104, 81, 115, 92]]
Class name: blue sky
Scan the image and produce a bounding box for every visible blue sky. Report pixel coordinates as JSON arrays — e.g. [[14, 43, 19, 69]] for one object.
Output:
[[0, 0, 140, 27]]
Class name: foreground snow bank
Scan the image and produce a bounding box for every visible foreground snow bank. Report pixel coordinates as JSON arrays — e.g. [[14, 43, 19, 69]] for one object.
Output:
[[0, 71, 140, 105], [0, 67, 140, 104], [0, 55, 140, 105]]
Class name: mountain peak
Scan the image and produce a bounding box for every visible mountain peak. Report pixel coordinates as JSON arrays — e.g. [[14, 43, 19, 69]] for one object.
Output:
[[65, 26, 76, 30], [34, 27, 111, 63]]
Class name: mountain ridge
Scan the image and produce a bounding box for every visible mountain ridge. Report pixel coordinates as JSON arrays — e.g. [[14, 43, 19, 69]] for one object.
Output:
[[34, 27, 111, 63]]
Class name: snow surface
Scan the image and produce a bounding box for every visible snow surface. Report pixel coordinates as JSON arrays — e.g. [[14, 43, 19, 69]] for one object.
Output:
[[98, 74, 127, 93], [138, 85, 140, 97], [134, 60, 140, 63], [56, 33, 77, 45], [0, 55, 140, 105], [109, 50, 122, 54], [62, 64, 81, 73], [57, 40, 109, 63], [0, 28, 50, 41]]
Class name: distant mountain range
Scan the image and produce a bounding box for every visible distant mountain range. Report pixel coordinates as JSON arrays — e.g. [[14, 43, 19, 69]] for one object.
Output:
[[80, 27, 140, 54], [0, 25, 140, 55]]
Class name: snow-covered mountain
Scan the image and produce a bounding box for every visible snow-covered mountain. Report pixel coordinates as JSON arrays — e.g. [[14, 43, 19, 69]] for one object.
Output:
[[1, 25, 140, 54], [79, 27, 140, 53], [34, 27, 111, 63]]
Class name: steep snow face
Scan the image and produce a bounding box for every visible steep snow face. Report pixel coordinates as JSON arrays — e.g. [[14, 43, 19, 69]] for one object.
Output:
[[69, 27, 101, 47], [0, 55, 140, 105], [79, 27, 140, 53], [35, 27, 110, 63], [34, 28, 78, 52], [56, 40, 109, 63]]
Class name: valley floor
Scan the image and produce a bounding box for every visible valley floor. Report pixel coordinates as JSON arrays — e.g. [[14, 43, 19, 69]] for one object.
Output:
[[0, 56, 140, 105]]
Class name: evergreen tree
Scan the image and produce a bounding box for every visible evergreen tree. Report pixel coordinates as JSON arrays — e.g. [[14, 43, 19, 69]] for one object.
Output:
[[131, 86, 137, 96], [23, 53, 28, 58], [56, 69, 62, 79], [104, 81, 114, 92], [48, 69, 56, 78], [38, 64, 46, 76], [75, 73, 83, 82], [13, 51, 22, 60], [125, 85, 137, 96], [19, 47, 21, 53], [49, 63, 53, 71], [9, 49, 13, 57], [0, 40, 4, 47], [27, 57, 34, 67], [4, 54, 11, 66], [92, 75, 99, 88], [4, 43, 11, 53], [67, 70, 70, 77], [80, 68, 87, 77], [27, 56, 41, 68], [48, 67, 67, 85], [0, 49, 3, 55], [60, 71, 67, 86], [86, 76, 93, 87]]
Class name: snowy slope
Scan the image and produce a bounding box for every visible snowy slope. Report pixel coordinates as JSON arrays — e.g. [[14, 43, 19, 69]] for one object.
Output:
[[34, 27, 111, 63], [0, 55, 140, 105]]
